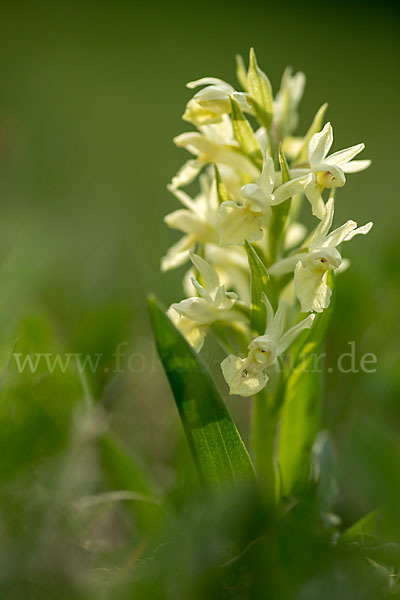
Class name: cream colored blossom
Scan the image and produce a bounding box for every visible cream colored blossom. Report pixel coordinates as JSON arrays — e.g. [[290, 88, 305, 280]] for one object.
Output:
[[161, 175, 218, 271], [183, 77, 250, 126], [221, 294, 315, 396], [172, 115, 259, 189], [168, 252, 245, 352], [216, 154, 312, 246], [269, 198, 373, 312], [291, 122, 371, 218]]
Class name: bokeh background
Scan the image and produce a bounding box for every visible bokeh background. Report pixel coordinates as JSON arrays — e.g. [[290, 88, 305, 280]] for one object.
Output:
[[0, 0, 398, 597]]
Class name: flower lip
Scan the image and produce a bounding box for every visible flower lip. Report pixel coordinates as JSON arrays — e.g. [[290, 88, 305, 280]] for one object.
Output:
[[248, 336, 277, 366], [308, 247, 342, 270]]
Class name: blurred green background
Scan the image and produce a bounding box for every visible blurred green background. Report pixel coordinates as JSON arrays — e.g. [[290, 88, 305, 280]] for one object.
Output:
[[0, 0, 399, 597]]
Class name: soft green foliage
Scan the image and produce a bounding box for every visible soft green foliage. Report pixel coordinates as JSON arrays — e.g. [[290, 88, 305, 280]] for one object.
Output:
[[230, 96, 263, 166], [278, 276, 336, 493], [245, 240, 270, 335], [247, 48, 274, 130], [148, 294, 256, 488]]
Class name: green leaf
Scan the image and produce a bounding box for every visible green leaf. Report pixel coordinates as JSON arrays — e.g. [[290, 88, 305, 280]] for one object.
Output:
[[245, 241, 270, 335], [230, 96, 262, 167], [246, 48, 273, 130], [214, 164, 230, 204], [277, 275, 335, 495], [98, 433, 165, 534], [339, 508, 382, 544], [295, 102, 328, 163], [278, 144, 291, 184], [148, 294, 256, 489], [235, 53, 248, 91], [268, 145, 292, 263]]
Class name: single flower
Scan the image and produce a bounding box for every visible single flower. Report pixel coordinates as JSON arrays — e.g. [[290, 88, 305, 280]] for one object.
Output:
[[161, 175, 219, 271], [269, 197, 373, 312], [216, 154, 313, 246], [221, 294, 315, 396], [168, 252, 245, 352], [183, 77, 250, 126], [172, 116, 259, 189], [293, 122, 371, 218]]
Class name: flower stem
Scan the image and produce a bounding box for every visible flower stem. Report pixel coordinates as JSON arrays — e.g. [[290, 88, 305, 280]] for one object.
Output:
[[251, 389, 279, 505]]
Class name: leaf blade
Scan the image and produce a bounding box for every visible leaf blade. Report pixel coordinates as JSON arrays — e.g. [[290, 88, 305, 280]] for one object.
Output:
[[247, 48, 273, 130], [245, 241, 270, 335], [277, 276, 335, 495], [148, 294, 256, 489], [230, 96, 262, 167]]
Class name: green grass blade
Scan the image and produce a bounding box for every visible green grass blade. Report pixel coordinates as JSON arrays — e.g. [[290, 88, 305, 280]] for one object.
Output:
[[98, 433, 165, 534], [148, 294, 256, 489], [339, 508, 382, 544]]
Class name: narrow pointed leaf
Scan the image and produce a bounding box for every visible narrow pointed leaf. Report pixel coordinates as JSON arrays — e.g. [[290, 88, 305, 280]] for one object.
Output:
[[269, 145, 292, 262], [247, 48, 273, 129], [214, 164, 230, 204], [339, 508, 382, 544], [245, 241, 270, 335], [230, 96, 262, 167], [148, 294, 256, 488], [235, 54, 248, 91]]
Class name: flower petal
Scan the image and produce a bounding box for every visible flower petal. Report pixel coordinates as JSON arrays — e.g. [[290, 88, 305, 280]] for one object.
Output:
[[161, 235, 194, 271], [261, 292, 274, 330], [271, 173, 313, 206], [324, 220, 358, 247], [325, 143, 365, 166], [241, 183, 268, 213], [276, 314, 315, 355], [343, 221, 373, 241], [266, 300, 288, 342], [221, 355, 268, 397], [187, 77, 233, 90], [308, 122, 333, 166], [164, 209, 205, 235], [259, 156, 275, 197], [167, 309, 207, 352], [295, 262, 331, 313], [173, 132, 215, 157], [189, 252, 219, 294], [341, 159, 371, 173], [217, 201, 264, 246], [268, 253, 305, 276], [171, 159, 204, 189], [304, 177, 325, 219], [171, 297, 216, 324], [309, 197, 335, 248]]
